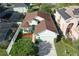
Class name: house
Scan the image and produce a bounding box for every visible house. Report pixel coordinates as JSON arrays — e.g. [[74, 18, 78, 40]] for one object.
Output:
[[12, 3, 29, 14], [0, 23, 12, 43], [0, 23, 19, 43], [0, 3, 29, 14], [55, 6, 79, 40], [21, 11, 58, 43]]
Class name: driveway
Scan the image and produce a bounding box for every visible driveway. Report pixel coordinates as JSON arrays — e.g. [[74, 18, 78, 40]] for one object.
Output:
[[37, 36, 57, 56]]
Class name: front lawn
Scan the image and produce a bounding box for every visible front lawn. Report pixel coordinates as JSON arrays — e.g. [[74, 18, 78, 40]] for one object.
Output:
[[54, 37, 77, 56], [54, 38, 66, 56], [73, 39, 79, 56]]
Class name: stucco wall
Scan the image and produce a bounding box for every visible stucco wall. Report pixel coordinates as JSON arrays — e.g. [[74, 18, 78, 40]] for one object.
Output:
[[55, 11, 79, 40], [55, 11, 67, 36]]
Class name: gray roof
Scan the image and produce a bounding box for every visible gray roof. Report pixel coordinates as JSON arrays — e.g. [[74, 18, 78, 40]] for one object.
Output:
[[0, 7, 8, 13], [13, 3, 27, 7], [0, 29, 9, 42], [57, 8, 71, 20], [73, 8, 79, 15], [0, 23, 11, 42], [0, 23, 12, 29]]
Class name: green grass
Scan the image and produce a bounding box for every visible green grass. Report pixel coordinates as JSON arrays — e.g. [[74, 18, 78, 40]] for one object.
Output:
[[0, 48, 8, 56], [55, 3, 79, 9], [28, 3, 79, 13], [54, 39, 66, 56], [10, 37, 38, 56], [54, 37, 77, 56], [73, 39, 79, 56]]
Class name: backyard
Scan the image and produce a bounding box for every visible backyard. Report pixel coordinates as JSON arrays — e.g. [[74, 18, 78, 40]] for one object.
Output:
[[10, 30, 38, 56]]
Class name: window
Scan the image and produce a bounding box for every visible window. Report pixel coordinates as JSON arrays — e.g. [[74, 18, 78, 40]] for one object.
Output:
[[77, 21, 79, 26]]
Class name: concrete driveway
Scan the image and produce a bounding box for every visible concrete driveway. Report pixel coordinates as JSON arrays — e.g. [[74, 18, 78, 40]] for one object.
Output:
[[37, 36, 57, 56]]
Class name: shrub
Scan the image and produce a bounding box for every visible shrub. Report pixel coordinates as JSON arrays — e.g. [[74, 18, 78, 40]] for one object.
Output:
[[39, 4, 53, 13], [10, 38, 38, 56]]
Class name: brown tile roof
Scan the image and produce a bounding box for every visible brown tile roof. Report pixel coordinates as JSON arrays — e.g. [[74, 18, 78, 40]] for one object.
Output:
[[22, 21, 29, 28], [22, 11, 57, 33], [35, 20, 46, 33], [22, 11, 49, 27], [35, 17, 57, 33]]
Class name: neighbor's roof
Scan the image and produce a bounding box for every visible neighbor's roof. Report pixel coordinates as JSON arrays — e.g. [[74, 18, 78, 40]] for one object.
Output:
[[0, 29, 9, 42], [57, 8, 71, 20], [57, 6, 79, 20], [22, 11, 57, 33]]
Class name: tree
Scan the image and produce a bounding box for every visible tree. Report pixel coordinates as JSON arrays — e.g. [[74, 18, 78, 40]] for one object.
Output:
[[27, 4, 54, 13], [10, 38, 38, 56], [39, 4, 53, 13]]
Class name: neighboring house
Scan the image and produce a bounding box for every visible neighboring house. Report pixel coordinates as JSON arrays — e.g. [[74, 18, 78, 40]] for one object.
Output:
[[12, 3, 29, 14], [0, 3, 29, 14], [55, 6, 79, 40], [21, 11, 58, 43], [0, 23, 18, 43], [0, 3, 29, 54]]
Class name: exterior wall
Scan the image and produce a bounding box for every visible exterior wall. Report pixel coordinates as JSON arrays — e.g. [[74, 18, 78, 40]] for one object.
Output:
[[55, 11, 67, 36], [71, 30, 79, 40], [55, 11, 61, 24], [22, 29, 29, 33], [18, 33, 32, 38], [55, 11, 79, 40], [32, 33, 36, 43], [22, 28, 30, 33], [67, 18, 79, 40], [36, 30, 57, 41], [60, 16, 67, 35]]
